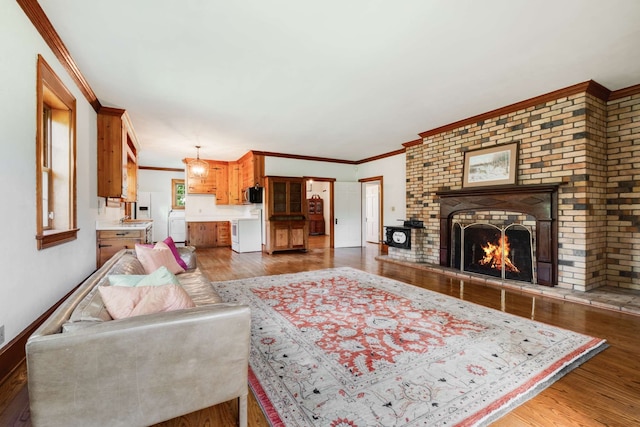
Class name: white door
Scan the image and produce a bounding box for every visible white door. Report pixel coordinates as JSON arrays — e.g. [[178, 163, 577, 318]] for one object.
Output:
[[365, 182, 380, 243], [334, 182, 362, 248]]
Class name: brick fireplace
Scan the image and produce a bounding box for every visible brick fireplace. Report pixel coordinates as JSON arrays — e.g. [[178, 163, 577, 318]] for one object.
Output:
[[437, 185, 557, 286], [394, 81, 640, 292]]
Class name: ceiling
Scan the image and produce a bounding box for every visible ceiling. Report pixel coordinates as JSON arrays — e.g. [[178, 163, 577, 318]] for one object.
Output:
[[38, 0, 640, 169]]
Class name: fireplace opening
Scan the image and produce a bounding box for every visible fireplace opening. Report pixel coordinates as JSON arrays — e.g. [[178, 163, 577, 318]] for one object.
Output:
[[453, 222, 534, 283]]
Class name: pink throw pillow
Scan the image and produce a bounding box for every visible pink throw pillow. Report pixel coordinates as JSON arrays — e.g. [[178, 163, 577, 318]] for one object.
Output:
[[98, 284, 195, 319], [135, 242, 185, 275], [163, 236, 189, 270]]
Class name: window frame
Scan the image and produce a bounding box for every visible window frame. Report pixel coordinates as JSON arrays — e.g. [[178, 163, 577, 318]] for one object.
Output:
[[35, 55, 78, 250], [171, 179, 186, 210]]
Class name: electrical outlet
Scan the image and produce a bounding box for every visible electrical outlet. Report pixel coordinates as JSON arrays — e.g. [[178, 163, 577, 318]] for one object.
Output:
[[0, 325, 4, 345]]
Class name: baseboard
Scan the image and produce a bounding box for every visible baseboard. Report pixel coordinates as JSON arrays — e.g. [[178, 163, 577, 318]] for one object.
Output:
[[0, 283, 83, 386]]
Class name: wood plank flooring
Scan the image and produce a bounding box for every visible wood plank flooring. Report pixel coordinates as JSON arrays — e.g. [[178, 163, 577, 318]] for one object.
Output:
[[1, 243, 639, 426]]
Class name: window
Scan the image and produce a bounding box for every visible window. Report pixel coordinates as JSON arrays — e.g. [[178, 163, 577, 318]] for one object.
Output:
[[172, 179, 186, 209], [35, 55, 78, 249]]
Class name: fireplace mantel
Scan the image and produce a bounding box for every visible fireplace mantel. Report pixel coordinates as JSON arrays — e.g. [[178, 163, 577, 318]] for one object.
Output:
[[436, 184, 559, 286]]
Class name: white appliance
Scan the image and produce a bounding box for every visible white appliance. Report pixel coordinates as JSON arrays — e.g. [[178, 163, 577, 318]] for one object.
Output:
[[168, 210, 186, 244], [137, 191, 169, 242], [231, 218, 262, 253]]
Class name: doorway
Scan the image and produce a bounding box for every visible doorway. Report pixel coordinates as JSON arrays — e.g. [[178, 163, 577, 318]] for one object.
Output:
[[305, 178, 333, 248], [360, 177, 383, 245]]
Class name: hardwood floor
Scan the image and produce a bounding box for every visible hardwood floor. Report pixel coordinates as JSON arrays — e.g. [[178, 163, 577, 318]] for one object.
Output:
[[1, 244, 639, 426]]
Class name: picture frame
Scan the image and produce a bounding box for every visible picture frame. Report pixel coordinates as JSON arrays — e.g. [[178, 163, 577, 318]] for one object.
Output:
[[463, 142, 518, 188], [171, 179, 186, 209]]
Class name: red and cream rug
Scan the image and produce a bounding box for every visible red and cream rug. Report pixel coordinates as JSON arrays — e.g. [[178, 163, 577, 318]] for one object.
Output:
[[212, 267, 607, 426]]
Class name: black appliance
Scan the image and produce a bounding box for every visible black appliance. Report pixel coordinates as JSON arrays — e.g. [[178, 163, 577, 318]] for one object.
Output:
[[245, 186, 263, 203]]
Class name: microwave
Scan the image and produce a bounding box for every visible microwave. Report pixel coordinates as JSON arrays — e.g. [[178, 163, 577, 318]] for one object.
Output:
[[244, 186, 263, 203]]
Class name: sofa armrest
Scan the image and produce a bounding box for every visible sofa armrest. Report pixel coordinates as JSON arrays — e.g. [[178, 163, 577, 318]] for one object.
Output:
[[27, 304, 250, 427]]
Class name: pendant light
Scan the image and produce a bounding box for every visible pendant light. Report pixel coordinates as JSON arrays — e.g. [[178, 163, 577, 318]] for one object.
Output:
[[188, 145, 209, 178]]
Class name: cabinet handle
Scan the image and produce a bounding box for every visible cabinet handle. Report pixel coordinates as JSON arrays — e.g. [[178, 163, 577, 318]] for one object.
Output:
[[98, 244, 112, 248], [116, 232, 126, 236]]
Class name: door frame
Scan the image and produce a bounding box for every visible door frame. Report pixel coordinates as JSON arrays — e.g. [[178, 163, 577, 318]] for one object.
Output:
[[359, 176, 384, 245], [303, 176, 336, 248]]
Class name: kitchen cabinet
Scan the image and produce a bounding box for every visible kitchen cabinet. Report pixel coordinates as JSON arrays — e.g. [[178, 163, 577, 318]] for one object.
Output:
[[308, 195, 325, 235], [228, 161, 241, 205], [97, 107, 139, 201], [186, 221, 230, 248], [264, 176, 308, 254], [238, 151, 265, 193], [185, 159, 217, 194], [184, 152, 264, 205], [185, 160, 231, 203], [96, 225, 151, 268], [214, 162, 229, 204]]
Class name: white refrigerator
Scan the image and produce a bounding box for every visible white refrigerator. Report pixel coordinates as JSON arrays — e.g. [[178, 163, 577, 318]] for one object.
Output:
[[136, 191, 169, 243]]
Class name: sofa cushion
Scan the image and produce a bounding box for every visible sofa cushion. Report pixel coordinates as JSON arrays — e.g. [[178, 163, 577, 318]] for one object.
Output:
[[108, 266, 181, 287], [99, 284, 195, 319], [135, 242, 185, 275], [177, 270, 223, 306], [110, 253, 146, 275], [67, 281, 113, 324]]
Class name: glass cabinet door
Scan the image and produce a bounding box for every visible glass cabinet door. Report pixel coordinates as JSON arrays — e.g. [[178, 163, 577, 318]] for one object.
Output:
[[273, 181, 287, 214], [289, 181, 302, 214]]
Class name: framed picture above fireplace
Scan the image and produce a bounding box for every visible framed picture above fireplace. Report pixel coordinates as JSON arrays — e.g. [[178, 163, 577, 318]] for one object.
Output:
[[463, 142, 518, 188]]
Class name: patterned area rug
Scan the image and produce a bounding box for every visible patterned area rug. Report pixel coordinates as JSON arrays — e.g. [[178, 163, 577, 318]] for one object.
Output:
[[212, 267, 607, 426]]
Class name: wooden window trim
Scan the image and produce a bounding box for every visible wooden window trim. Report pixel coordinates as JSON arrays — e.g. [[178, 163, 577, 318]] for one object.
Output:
[[36, 55, 78, 249], [171, 179, 185, 210]]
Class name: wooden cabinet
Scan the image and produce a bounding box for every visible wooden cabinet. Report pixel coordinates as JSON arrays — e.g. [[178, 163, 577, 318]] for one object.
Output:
[[97, 107, 139, 201], [186, 221, 230, 248], [308, 195, 325, 235], [214, 162, 229, 204], [264, 176, 308, 254], [96, 226, 151, 268], [184, 152, 264, 205], [228, 162, 241, 205], [185, 159, 217, 194], [238, 151, 265, 194]]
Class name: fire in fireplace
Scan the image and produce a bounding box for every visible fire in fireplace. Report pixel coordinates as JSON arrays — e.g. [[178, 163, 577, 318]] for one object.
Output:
[[453, 223, 534, 283]]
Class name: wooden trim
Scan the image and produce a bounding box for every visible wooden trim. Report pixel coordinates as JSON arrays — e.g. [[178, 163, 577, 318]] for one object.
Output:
[[419, 80, 610, 138], [609, 83, 640, 101], [302, 176, 336, 182], [0, 280, 83, 386], [402, 138, 423, 148], [252, 150, 357, 165], [355, 148, 405, 164], [358, 176, 384, 243], [17, 0, 101, 112], [36, 228, 79, 250], [139, 166, 185, 172]]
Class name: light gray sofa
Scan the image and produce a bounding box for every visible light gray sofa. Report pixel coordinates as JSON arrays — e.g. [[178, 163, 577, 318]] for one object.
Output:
[[26, 247, 250, 427]]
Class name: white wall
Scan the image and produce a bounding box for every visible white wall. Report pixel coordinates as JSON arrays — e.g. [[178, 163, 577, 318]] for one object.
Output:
[[356, 153, 406, 227], [266, 152, 407, 238], [265, 157, 358, 181], [0, 0, 99, 348]]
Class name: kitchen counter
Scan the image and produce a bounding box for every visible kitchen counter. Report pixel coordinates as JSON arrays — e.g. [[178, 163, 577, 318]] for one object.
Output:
[[95, 220, 153, 231]]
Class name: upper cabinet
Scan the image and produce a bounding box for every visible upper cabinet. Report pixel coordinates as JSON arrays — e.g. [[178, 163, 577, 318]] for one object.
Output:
[[266, 176, 305, 217], [185, 152, 264, 205], [97, 107, 139, 201]]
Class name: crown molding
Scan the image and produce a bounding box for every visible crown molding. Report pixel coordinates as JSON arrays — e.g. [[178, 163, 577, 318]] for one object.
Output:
[[418, 80, 611, 139], [609, 83, 640, 101], [17, 0, 101, 112], [138, 166, 185, 172]]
